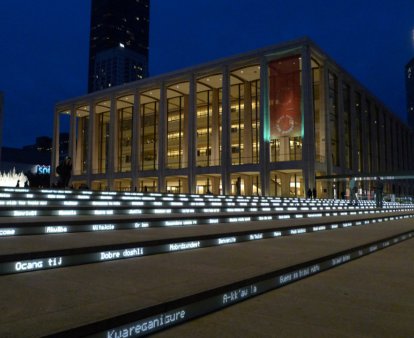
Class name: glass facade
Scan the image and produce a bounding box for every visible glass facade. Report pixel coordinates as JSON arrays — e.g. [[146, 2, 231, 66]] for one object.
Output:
[[75, 106, 89, 175], [140, 90, 159, 171], [167, 82, 188, 169], [55, 40, 414, 198], [312, 59, 324, 163], [230, 65, 260, 165], [95, 100, 110, 174], [196, 75, 222, 167], [328, 72, 339, 167], [117, 96, 133, 172]]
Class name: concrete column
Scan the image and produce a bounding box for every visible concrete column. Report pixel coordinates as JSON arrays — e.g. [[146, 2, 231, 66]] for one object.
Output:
[[87, 100, 96, 188], [183, 95, 189, 168], [321, 65, 334, 198], [221, 66, 231, 195], [69, 106, 77, 166], [211, 176, 220, 195], [107, 95, 117, 190], [369, 102, 376, 173], [315, 64, 327, 167], [187, 75, 197, 193], [360, 94, 369, 173], [337, 75, 345, 172], [280, 172, 291, 197], [244, 175, 252, 196], [211, 88, 220, 166], [259, 57, 270, 196], [74, 110, 84, 175], [301, 45, 315, 193], [349, 86, 358, 172], [51, 109, 60, 185], [377, 109, 385, 171], [243, 81, 253, 162], [158, 83, 167, 192], [131, 92, 140, 190]]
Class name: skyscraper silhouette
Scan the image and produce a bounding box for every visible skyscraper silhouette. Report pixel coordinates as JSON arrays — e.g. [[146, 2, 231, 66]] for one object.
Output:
[[88, 0, 150, 93]]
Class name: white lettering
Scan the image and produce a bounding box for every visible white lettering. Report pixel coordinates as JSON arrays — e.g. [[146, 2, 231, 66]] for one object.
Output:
[[278, 215, 290, 219], [258, 216, 272, 221], [249, 233, 263, 240], [92, 224, 115, 231], [128, 209, 142, 214], [94, 210, 114, 215], [122, 248, 144, 257], [46, 226, 68, 233], [106, 310, 186, 338], [100, 251, 121, 260], [13, 210, 38, 217], [169, 241, 200, 251], [15, 260, 44, 271], [218, 237, 237, 245], [0, 229, 16, 236], [134, 222, 149, 228], [290, 228, 306, 235]]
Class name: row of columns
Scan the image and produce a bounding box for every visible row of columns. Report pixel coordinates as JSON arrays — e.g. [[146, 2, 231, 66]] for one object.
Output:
[[52, 50, 319, 195], [54, 45, 414, 197]]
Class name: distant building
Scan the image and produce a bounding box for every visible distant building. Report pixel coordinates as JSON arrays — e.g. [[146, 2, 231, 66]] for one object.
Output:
[[88, 0, 150, 92], [405, 58, 414, 129], [0, 147, 50, 174]]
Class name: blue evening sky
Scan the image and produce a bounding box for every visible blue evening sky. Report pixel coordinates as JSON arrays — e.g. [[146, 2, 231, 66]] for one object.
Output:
[[0, 0, 413, 148]]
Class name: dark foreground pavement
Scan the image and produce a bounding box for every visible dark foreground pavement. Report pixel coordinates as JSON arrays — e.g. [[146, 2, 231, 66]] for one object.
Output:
[[153, 237, 414, 338], [0, 215, 412, 337]]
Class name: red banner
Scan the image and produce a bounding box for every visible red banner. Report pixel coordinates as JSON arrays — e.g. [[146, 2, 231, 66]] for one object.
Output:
[[269, 56, 301, 139]]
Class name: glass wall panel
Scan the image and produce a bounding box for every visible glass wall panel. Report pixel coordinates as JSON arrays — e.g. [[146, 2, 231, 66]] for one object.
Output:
[[196, 74, 222, 167], [269, 170, 303, 197], [167, 82, 188, 169], [374, 105, 381, 171], [312, 59, 325, 163], [365, 99, 372, 172], [230, 65, 260, 165], [75, 106, 89, 175], [138, 178, 158, 193], [116, 95, 134, 172], [354, 92, 362, 172], [328, 72, 339, 166], [140, 90, 159, 171], [269, 56, 302, 162], [343, 83, 352, 169], [58, 111, 70, 164], [95, 100, 110, 174]]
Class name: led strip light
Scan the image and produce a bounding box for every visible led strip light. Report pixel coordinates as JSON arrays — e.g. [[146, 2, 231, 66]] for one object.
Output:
[[0, 207, 411, 237], [1, 214, 412, 276], [45, 230, 414, 338]]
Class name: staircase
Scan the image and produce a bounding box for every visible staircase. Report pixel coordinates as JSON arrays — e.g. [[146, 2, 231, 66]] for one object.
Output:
[[0, 188, 412, 337]]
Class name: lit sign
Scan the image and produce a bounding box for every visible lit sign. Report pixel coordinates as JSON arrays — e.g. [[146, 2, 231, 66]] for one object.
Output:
[[34, 165, 51, 175]]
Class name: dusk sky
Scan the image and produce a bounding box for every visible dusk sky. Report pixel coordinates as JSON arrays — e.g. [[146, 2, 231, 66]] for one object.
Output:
[[0, 0, 413, 148]]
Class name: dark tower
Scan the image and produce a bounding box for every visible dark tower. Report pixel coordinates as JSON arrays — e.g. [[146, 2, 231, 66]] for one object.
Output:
[[405, 58, 414, 129], [88, 0, 150, 93]]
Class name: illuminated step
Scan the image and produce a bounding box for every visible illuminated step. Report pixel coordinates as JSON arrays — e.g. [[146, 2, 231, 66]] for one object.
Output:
[[0, 214, 411, 276], [46, 230, 414, 337], [0, 207, 408, 237]]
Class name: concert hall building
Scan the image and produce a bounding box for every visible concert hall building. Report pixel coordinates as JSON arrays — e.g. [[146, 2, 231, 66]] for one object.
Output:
[[52, 38, 414, 198]]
